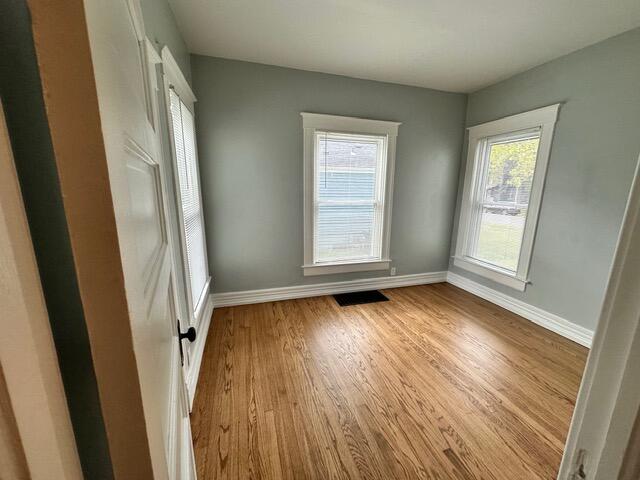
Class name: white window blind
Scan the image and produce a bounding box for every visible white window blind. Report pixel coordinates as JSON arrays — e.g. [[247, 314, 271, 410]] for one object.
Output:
[[169, 88, 208, 309], [313, 131, 387, 264]]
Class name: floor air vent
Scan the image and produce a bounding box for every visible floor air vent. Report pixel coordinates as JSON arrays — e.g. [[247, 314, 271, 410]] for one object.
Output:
[[333, 290, 389, 307]]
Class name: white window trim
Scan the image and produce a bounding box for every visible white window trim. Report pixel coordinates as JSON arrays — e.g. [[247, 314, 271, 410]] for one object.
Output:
[[301, 113, 400, 276], [454, 104, 561, 291], [161, 46, 211, 327]]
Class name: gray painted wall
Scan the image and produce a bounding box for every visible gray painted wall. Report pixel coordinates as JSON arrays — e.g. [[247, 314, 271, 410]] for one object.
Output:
[[140, 0, 191, 83], [450, 28, 640, 331], [191, 56, 467, 293]]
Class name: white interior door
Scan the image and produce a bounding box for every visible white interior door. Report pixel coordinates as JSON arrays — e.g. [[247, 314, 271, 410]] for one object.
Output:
[[82, 0, 195, 478]]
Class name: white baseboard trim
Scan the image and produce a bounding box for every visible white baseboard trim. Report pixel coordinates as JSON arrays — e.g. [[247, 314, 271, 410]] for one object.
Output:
[[446, 272, 593, 347], [185, 294, 214, 410], [211, 271, 448, 308], [209, 270, 593, 348]]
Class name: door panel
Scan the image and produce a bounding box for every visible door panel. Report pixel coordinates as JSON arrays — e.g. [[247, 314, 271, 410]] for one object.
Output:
[[124, 138, 166, 287], [83, 0, 195, 477]]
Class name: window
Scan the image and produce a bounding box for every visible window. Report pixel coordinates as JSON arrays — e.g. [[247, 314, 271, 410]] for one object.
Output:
[[302, 113, 400, 276], [168, 86, 209, 313], [454, 104, 560, 291]]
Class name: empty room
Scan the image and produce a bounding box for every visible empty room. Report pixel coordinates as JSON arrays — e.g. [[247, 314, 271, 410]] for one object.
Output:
[[1, 1, 640, 479]]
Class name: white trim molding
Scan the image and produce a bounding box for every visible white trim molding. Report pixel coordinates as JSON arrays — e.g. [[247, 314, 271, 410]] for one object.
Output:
[[161, 46, 212, 331], [447, 271, 593, 347], [453, 256, 527, 291], [300, 112, 401, 136], [212, 272, 447, 307], [185, 275, 213, 408], [302, 259, 391, 276], [0, 100, 83, 480], [193, 276, 212, 328], [454, 104, 561, 290], [301, 112, 400, 276], [161, 46, 196, 106], [185, 293, 213, 410], [208, 268, 594, 348], [158, 46, 212, 412]]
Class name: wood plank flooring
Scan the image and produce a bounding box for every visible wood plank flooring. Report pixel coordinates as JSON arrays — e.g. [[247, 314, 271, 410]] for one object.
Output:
[[191, 283, 588, 479]]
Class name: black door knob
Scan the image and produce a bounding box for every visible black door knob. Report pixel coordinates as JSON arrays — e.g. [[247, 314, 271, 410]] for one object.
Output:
[[179, 326, 197, 343], [176, 321, 197, 366]]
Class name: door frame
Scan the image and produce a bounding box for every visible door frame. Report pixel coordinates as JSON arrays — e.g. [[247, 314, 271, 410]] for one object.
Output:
[[0, 99, 83, 480], [26, 0, 170, 477], [27, 1, 207, 477], [558, 154, 640, 479], [26, 1, 640, 479]]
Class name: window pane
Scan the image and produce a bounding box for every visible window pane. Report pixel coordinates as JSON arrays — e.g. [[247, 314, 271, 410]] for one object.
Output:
[[314, 133, 384, 263], [472, 134, 540, 272], [170, 89, 208, 309], [316, 204, 377, 261], [316, 135, 378, 202]]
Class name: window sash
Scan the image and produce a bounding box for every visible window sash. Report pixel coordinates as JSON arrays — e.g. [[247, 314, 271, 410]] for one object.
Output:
[[169, 88, 208, 310], [465, 128, 541, 273], [312, 203, 385, 263], [312, 131, 387, 265], [302, 113, 400, 276], [453, 104, 560, 291]]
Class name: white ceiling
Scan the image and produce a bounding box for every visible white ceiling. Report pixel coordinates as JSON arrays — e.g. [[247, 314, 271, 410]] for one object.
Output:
[[168, 0, 640, 93]]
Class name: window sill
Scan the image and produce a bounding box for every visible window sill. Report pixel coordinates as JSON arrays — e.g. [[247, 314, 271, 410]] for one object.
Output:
[[453, 256, 528, 291], [302, 259, 391, 276]]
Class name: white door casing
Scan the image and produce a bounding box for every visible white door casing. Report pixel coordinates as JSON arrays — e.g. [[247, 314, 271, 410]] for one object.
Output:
[[82, 0, 195, 478], [0, 100, 83, 480]]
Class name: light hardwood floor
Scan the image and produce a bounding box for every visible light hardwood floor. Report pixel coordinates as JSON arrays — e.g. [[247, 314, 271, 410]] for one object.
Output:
[[191, 283, 588, 479]]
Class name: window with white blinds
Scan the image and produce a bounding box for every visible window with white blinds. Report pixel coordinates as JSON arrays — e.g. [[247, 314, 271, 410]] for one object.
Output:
[[454, 104, 560, 291], [169, 88, 208, 309], [314, 132, 386, 263], [302, 113, 399, 276]]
